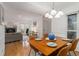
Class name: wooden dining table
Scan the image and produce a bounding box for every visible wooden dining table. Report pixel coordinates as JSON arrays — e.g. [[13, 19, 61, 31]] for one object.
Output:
[[29, 37, 67, 56]]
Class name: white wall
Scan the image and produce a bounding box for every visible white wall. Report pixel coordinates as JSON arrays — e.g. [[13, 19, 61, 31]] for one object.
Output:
[[51, 15, 67, 38], [43, 17, 51, 34]]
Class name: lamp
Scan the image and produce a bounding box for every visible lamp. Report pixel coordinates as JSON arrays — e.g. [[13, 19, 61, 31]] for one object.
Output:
[[45, 2, 64, 19], [48, 15, 53, 19], [50, 10, 57, 16], [45, 13, 50, 17]]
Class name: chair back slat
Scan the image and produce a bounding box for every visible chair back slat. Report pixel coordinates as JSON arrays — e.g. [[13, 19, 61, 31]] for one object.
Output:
[[57, 45, 71, 56], [70, 39, 79, 51]]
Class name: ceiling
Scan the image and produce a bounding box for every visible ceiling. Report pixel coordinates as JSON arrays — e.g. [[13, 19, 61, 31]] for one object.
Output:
[[2, 2, 79, 15]]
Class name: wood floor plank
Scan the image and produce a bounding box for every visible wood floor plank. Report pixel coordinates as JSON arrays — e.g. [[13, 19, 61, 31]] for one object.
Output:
[[5, 41, 31, 56]]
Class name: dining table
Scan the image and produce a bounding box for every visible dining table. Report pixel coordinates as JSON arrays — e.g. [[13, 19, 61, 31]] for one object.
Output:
[[29, 37, 67, 56]]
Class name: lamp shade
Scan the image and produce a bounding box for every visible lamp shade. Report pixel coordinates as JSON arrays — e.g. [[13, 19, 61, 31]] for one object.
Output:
[[55, 11, 64, 18], [55, 13, 60, 18], [50, 10, 57, 16], [58, 11, 64, 16], [45, 13, 50, 18], [48, 15, 53, 19]]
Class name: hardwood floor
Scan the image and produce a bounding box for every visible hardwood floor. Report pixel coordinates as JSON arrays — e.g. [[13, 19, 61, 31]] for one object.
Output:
[[5, 41, 31, 56], [5, 41, 79, 56]]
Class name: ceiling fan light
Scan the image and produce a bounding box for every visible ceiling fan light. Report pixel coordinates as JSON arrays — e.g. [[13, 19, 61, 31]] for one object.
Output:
[[45, 13, 50, 17], [50, 10, 57, 15]]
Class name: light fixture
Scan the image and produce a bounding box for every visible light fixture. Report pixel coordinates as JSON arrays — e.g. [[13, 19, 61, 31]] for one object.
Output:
[[45, 2, 64, 19], [45, 13, 50, 17], [55, 11, 64, 18], [48, 15, 53, 19], [50, 10, 57, 16]]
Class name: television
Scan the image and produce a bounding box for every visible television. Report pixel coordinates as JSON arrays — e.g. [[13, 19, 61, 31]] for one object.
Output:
[[5, 28, 16, 33]]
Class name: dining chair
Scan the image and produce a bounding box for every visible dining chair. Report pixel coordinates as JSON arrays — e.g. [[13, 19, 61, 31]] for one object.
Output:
[[69, 39, 79, 56], [57, 45, 71, 56]]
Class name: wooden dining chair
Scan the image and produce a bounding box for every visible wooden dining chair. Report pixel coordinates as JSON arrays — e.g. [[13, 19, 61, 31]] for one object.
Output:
[[69, 39, 79, 56], [57, 45, 71, 56]]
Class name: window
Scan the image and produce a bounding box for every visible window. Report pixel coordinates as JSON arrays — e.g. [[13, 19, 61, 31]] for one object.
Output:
[[67, 14, 77, 39]]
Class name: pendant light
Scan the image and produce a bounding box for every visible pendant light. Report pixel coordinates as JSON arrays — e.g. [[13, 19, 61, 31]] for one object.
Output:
[[45, 2, 64, 19]]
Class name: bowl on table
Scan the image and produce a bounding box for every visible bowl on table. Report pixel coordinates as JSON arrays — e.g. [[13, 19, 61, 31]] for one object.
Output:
[[47, 42, 57, 47]]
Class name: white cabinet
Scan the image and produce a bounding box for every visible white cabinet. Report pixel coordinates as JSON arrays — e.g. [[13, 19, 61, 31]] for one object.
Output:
[[0, 25, 5, 56]]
